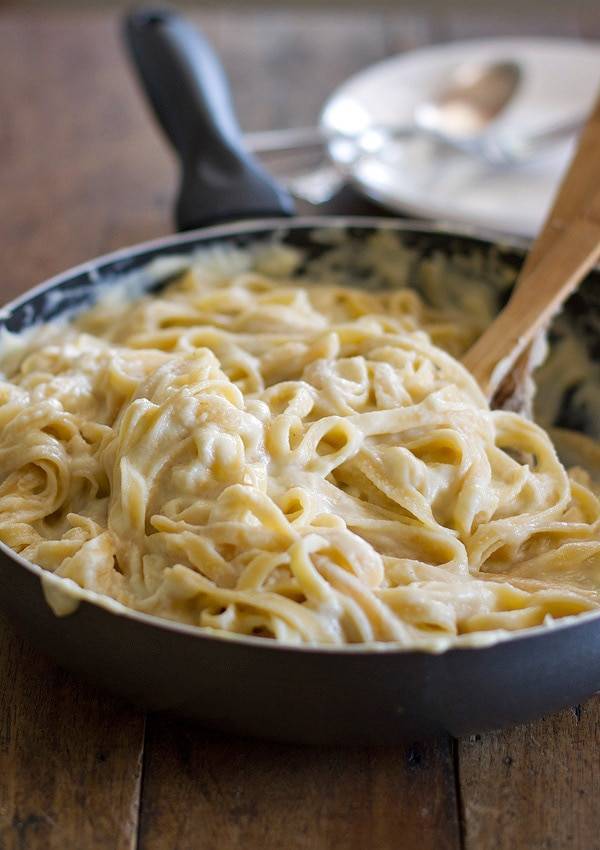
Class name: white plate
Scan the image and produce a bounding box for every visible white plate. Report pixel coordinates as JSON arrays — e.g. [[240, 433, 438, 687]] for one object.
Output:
[[320, 38, 600, 237]]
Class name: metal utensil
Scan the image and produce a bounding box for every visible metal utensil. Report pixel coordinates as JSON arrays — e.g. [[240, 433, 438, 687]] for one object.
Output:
[[254, 60, 522, 204], [249, 62, 582, 204], [282, 113, 584, 205], [247, 61, 522, 156], [247, 112, 582, 165]]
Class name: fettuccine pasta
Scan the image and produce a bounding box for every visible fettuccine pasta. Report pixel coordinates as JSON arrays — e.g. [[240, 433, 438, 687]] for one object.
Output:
[[0, 240, 599, 648]]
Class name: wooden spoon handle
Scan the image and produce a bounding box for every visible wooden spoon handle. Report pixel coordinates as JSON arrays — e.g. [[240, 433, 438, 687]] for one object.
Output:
[[463, 191, 600, 395], [463, 90, 600, 400]]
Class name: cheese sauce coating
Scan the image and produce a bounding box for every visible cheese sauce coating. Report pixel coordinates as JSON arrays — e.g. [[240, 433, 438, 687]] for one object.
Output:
[[0, 240, 598, 648]]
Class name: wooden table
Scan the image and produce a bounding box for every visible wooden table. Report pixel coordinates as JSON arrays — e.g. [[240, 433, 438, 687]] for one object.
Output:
[[1, 7, 600, 849]]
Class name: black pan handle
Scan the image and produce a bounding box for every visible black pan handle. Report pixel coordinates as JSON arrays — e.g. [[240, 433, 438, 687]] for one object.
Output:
[[123, 7, 295, 230]]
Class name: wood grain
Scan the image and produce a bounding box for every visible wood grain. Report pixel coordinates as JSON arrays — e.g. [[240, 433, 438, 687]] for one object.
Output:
[[459, 703, 600, 850], [0, 12, 150, 850], [1, 6, 599, 850], [0, 10, 458, 850], [0, 10, 174, 300], [137, 723, 461, 850], [456, 10, 600, 831], [0, 8, 384, 303], [133, 12, 460, 848], [0, 619, 145, 850]]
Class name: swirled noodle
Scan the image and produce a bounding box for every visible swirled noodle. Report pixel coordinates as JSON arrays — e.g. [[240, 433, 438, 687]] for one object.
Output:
[[0, 240, 599, 648]]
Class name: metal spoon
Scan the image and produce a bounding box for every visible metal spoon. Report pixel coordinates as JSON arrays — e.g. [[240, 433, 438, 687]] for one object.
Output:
[[246, 60, 522, 156], [246, 60, 522, 203]]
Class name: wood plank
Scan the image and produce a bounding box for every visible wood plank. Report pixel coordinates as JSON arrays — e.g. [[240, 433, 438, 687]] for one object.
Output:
[[0, 618, 145, 850], [382, 10, 439, 56], [199, 8, 387, 132], [0, 9, 175, 300], [133, 10, 461, 850], [382, 9, 600, 850], [578, 6, 600, 39], [452, 12, 600, 838], [138, 722, 461, 850], [442, 6, 581, 39], [4, 0, 598, 12], [423, 10, 600, 843], [458, 700, 600, 850], [0, 12, 149, 850], [0, 7, 389, 302], [4, 7, 598, 850]]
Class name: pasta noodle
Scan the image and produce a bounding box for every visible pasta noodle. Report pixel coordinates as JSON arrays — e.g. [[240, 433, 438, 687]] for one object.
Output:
[[0, 238, 599, 648]]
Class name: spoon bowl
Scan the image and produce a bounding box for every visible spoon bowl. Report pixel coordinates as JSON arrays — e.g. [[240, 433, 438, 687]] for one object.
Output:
[[260, 60, 523, 204], [414, 59, 521, 138]]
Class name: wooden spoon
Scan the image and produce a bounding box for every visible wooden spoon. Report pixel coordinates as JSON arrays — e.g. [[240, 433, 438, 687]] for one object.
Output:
[[462, 90, 600, 402]]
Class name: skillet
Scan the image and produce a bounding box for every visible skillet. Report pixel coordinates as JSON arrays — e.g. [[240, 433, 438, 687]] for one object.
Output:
[[0, 8, 598, 745]]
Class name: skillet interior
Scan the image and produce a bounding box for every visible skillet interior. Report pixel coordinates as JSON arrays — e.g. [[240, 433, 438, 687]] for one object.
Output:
[[1, 218, 599, 744]]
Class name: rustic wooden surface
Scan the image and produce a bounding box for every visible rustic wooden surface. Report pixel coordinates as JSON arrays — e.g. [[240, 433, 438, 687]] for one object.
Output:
[[1, 7, 599, 850]]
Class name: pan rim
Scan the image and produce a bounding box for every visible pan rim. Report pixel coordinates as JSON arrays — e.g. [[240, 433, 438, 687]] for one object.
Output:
[[0, 215, 531, 320], [3, 214, 599, 657]]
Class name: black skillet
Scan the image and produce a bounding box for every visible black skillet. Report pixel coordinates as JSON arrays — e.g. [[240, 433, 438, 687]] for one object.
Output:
[[0, 8, 599, 745]]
